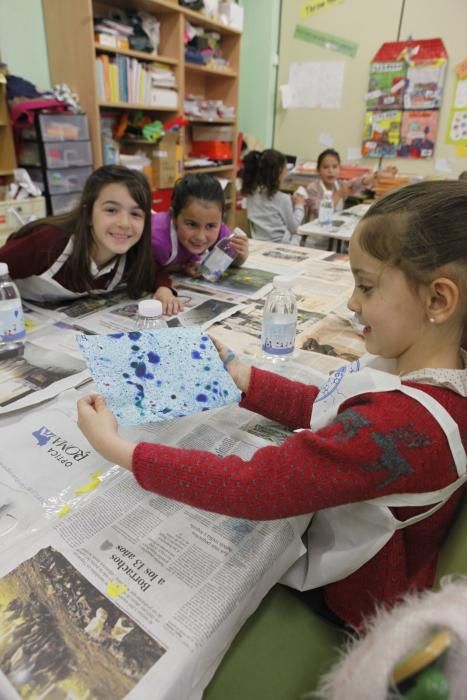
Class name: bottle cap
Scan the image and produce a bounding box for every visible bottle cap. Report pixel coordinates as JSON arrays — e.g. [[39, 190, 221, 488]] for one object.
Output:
[[138, 299, 163, 317], [273, 275, 295, 289], [232, 227, 248, 238], [0, 263, 9, 276]]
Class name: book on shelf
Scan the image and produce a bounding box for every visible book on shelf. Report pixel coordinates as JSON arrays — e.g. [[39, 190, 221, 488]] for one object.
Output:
[[95, 55, 177, 106]]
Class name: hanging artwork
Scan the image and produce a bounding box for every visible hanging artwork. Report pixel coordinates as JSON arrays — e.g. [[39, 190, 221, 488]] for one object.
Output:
[[77, 326, 241, 426], [362, 39, 447, 159], [446, 60, 467, 146]]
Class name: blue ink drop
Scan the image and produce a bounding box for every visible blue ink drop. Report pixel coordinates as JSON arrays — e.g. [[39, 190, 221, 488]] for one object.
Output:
[[147, 351, 160, 364], [109, 332, 124, 339], [191, 350, 202, 360], [128, 332, 141, 341], [135, 362, 146, 378], [196, 393, 208, 403]]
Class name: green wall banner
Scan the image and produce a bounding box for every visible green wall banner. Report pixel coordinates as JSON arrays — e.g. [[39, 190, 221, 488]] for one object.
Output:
[[294, 24, 358, 58]]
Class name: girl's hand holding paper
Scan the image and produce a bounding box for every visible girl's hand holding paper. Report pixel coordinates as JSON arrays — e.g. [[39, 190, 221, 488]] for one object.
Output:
[[76, 326, 241, 426]]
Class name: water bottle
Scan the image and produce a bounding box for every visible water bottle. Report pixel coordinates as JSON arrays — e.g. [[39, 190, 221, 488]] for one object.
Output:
[[136, 299, 168, 330], [200, 227, 247, 282], [319, 190, 334, 226], [261, 276, 297, 362], [0, 262, 26, 360]]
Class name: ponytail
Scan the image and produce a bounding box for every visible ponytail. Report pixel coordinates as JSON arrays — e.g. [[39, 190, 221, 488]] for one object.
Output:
[[240, 150, 261, 196], [241, 149, 286, 198]]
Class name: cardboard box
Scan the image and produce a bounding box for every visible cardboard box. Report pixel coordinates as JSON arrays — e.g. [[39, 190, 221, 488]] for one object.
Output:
[[120, 132, 182, 190]]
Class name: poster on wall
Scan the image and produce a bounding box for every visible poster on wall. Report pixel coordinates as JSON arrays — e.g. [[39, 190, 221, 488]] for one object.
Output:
[[399, 110, 439, 158], [446, 69, 467, 145], [362, 110, 402, 158], [362, 39, 447, 159]]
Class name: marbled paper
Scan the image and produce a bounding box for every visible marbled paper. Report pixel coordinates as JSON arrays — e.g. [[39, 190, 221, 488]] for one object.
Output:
[[76, 327, 241, 426]]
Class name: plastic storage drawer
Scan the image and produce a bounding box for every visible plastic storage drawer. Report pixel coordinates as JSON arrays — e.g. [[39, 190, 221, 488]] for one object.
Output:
[[49, 192, 82, 215], [43, 141, 93, 168], [37, 113, 89, 142], [28, 166, 92, 194]]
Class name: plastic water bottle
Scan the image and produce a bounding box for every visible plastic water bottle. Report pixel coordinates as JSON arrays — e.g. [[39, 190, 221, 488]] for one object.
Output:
[[261, 276, 297, 362], [200, 227, 247, 282], [136, 299, 168, 330], [0, 262, 26, 360], [318, 190, 334, 226]]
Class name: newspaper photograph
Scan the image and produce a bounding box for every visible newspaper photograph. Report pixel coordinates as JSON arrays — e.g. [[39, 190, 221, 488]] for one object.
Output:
[[0, 342, 90, 415], [181, 266, 275, 299], [296, 314, 366, 362]]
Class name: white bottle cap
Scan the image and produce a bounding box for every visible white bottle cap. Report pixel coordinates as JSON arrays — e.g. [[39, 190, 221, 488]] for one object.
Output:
[[138, 299, 163, 317], [232, 227, 248, 238], [0, 263, 9, 276], [273, 275, 295, 289]]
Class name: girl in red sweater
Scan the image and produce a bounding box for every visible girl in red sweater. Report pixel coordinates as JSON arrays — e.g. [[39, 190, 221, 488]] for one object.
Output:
[[77, 180, 467, 629]]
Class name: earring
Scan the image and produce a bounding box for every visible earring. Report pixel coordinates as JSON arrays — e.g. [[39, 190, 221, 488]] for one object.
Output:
[[429, 317, 436, 324]]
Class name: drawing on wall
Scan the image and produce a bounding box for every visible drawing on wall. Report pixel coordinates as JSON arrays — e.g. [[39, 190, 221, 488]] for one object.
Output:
[[446, 60, 467, 145], [362, 39, 447, 159]]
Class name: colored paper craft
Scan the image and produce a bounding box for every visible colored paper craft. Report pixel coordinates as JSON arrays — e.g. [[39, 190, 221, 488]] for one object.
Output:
[[399, 111, 439, 158], [362, 110, 402, 158], [76, 326, 241, 426]]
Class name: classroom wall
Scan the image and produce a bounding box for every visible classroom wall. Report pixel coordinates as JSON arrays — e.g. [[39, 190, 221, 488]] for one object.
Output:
[[238, 0, 281, 148], [274, 0, 467, 177], [0, 0, 51, 89]]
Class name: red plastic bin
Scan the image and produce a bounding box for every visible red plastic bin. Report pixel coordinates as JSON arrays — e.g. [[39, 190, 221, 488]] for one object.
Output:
[[152, 188, 173, 212], [191, 140, 233, 161]]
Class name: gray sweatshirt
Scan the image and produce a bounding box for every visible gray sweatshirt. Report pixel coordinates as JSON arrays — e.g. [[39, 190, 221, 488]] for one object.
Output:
[[246, 189, 304, 244]]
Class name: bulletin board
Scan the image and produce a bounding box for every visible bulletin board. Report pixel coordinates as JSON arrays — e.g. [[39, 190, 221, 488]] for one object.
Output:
[[274, 0, 467, 176]]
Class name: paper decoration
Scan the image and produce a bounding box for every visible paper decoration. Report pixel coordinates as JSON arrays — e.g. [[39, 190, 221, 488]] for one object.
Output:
[[362, 111, 402, 158], [76, 327, 241, 426], [285, 61, 345, 109], [362, 39, 447, 159], [399, 111, 439, 158], [366, 62, 406, 110], [446, 70, 467, 145], [294, 24, 358, 58], [299, 0, 344, 20]]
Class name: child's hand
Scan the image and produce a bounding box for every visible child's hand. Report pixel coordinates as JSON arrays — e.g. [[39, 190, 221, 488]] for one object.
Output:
[[77, 395, 136, 469], [182, 260, 202, 278], [154, 286, 184, 315], [292, 193, 305, 206], [230, 234, 249, 265], [209, 335, 251, 394]]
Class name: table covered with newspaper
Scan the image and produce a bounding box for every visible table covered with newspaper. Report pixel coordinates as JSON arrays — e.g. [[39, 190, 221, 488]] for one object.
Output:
[[0, 241, 365, 700]]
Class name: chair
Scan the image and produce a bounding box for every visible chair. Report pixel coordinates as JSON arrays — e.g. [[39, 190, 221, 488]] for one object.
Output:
[[205, 492, 467, 700]]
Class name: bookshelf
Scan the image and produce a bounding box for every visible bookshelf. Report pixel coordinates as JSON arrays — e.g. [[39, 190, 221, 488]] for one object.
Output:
[[42, 0, 242, 226]]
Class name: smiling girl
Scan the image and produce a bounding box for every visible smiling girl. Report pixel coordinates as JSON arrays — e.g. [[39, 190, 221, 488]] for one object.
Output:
[[78, 180, 466, 631], [0, 165, 173, 303], [151, 174, 249, 314]]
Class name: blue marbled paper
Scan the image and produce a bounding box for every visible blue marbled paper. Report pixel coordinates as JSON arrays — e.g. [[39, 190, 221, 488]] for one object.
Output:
[[76, 326, 241, 426]]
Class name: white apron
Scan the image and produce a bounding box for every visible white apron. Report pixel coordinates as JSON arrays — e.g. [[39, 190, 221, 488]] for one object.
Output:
[[16, 237, 126, 303], [281, 356, 466, 591]]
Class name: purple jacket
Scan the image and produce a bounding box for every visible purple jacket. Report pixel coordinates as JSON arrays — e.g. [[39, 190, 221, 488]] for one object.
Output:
[[151, 212, 231, 266]]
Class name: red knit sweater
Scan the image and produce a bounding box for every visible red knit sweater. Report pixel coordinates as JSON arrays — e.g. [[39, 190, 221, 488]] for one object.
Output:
[[133, 367, 466, 628]]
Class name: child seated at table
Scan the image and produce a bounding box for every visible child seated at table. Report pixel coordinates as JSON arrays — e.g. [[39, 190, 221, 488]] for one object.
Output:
[[241, 149, 305, 245], [78, 180, 467, 632], [152, 173, 249, 315], [306, 148, 396, 220]]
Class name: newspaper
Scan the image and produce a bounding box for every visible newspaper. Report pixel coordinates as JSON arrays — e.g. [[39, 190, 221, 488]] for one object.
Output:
[[0, 393, 308, 700], [0, 340, 90, 415]]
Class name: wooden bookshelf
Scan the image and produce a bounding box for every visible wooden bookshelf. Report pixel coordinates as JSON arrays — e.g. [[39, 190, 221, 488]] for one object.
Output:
[[42, 0, 242, 226]]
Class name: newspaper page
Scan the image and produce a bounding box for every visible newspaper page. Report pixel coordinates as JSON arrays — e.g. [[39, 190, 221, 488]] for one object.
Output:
[[0, 393, 309, 700], [0, 341, 90, 415]]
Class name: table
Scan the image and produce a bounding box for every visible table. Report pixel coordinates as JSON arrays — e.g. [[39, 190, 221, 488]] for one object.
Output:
[[297, 203, 371, 251]]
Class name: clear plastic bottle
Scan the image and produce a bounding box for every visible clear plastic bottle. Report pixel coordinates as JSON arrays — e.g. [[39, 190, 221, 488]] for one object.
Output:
[[136, 299, 168, 330], [318, 189, 334, 226], [261, 275, 297, 362], [200, 227, 247, 282], [0, 262, 26, 360]]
